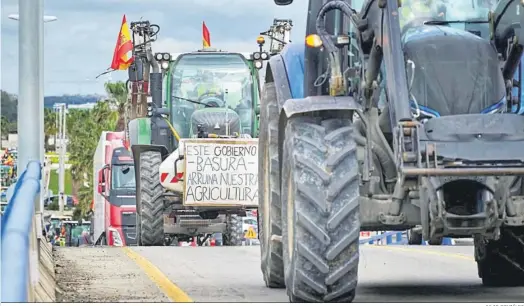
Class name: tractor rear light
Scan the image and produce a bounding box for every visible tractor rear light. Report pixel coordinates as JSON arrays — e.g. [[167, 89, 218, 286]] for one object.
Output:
[[254, 60, 263, 69], [306, 34, 322, 48], [161, 62, 169, 69], [155, 53, 163, 61], [163, 53, 171, 61], [253, 52, 261, 60], [260, 52, 269, 60]]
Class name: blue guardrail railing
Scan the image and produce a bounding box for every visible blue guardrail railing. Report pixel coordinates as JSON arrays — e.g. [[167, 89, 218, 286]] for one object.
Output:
[[1, 161, 41, 303], [359, 231, 456, 245]]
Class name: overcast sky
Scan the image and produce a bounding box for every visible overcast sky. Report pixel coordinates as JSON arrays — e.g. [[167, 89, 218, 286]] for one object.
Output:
[[1, 0, 308, 96]]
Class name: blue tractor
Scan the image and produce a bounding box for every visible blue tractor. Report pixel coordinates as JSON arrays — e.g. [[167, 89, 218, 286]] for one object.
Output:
[[257, 0, 524, 302]]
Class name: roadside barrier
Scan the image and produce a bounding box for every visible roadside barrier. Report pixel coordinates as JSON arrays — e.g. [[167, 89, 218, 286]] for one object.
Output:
[[359, 231, 404, 245], [1, 161, 56, 302], [1, 161, 41, 302], [359, 231, 472, 246]]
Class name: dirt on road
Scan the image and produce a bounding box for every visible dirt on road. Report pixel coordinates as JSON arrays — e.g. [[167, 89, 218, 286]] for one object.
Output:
[[54, 246, 170, 302]]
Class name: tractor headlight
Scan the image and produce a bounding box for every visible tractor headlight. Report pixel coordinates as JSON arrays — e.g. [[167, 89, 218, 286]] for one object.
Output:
[[161, 62, 169, 69], [260, 52, 269, 60], [254, 60, 263, 69], [253, 52, 261, 60], [163, 53, 171, 61], [155, 53, 163, 61]]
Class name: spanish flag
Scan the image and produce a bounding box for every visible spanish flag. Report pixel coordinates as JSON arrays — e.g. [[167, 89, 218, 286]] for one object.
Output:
[[110, 15, 134, 70], [202, 21, 211, 48]]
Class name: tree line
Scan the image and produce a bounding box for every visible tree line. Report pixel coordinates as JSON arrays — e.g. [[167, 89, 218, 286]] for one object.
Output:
[[1, 81, 128, 219]]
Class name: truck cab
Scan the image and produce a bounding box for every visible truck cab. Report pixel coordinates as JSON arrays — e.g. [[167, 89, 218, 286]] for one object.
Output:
[[106, 147, 137, 246], [93, 132, 137, 246]]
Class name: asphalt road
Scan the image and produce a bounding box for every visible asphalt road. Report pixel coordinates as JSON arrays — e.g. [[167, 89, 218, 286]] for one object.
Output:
[[56, 244, 524, 303]]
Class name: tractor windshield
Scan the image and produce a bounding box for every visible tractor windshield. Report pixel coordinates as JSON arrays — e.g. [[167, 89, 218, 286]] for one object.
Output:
[[399, 0, 495, 29], [398, 0, 505, 116], [171, 53, 255, 138]]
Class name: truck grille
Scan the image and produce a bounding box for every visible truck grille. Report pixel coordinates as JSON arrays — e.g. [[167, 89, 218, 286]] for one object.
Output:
[[122, 226, 137, 246], [121, 211, 137, 226]]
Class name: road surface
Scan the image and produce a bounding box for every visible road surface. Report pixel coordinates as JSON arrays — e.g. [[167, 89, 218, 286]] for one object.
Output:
[[55, 244, 524, 302]]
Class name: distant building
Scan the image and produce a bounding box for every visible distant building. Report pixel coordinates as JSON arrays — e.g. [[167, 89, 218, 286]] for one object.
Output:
[[1, 134, 18, 149], [67, 103, 98, 110]]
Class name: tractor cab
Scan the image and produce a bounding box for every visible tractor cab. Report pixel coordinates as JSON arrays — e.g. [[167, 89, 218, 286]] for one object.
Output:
[[370, 0, 507, 124], [166, 49, 259, 141]]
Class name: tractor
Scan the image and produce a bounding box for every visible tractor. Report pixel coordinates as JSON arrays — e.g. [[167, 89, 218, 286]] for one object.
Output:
[[127, 20, 265, 247], [258, 0, 524, 302]]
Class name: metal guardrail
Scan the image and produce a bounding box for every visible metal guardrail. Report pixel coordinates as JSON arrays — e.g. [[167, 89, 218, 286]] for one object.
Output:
[[1, 161, 41, 302], [360, 231, 472, 246]]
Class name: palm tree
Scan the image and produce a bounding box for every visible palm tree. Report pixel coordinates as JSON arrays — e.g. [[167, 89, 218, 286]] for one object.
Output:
[[44, 108, 57, 152], [1, 116, 9, 140], [67, 99, 118, 216], [104, 81, 128, 131]]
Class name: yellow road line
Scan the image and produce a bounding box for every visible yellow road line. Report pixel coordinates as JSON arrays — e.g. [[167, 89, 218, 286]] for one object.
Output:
[[367, 245, 475, 261], [122, 247, 194, 302]]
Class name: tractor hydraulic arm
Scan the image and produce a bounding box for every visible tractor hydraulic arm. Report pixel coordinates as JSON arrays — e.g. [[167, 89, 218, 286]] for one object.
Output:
[[492, 0, 524, 80]]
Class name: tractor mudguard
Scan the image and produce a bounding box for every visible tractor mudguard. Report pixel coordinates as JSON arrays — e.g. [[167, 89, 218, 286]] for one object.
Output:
[[276, 96, 363, 194], [266, 54, 292, 109], [131, 144, 169, 165], [265, 43, 304, 109], [131, 144, 170, 192], [278, 43, 305, 100], [281, 95, 362, 119]]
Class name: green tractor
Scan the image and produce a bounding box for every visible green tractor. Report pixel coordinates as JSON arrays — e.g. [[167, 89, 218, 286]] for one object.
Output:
[[128, 23, 264, 246]]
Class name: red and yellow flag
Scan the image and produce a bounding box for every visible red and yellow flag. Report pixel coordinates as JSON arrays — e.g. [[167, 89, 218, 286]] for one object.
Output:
[[202, 21, 211, 48], [110, 15, 134, 70]]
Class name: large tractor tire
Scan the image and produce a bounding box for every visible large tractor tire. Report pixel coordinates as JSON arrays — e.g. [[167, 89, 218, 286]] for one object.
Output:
[[281, 116, 360, 302], [407, 228, 423, 245], [223, 214, 243, 246], [136, 151, 165, 246], [475, 226, 524, 286], [258, 82, 285, 288]]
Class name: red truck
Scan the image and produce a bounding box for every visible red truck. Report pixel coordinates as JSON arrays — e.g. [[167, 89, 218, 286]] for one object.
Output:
[[91, 131, 137, 246]]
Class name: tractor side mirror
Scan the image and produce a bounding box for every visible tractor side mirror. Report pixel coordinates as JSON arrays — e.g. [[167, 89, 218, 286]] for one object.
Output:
[[274, 0, 293, 5]]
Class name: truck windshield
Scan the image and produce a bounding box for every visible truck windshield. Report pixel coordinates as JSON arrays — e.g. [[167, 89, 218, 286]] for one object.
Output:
[[399, 0, 495, 28], [171, 53, 254, 137], [111, 165, 135, 190]]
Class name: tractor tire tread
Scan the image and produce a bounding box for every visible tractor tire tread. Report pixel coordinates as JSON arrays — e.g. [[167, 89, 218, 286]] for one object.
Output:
[[137, 151, 165, 246], [476, 227, 524, 286], [259, 82, 285, 288], [224, 214, 243, 246], [282, 116, 359, 303]]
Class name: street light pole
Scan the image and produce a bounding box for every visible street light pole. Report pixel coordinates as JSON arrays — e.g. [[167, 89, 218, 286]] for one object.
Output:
[[9, 9, 57, 214], [17, 2, 42, 301], [16, 1, 41, 178]]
